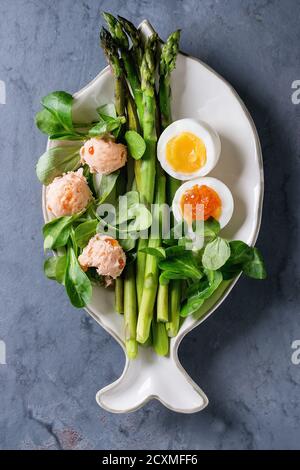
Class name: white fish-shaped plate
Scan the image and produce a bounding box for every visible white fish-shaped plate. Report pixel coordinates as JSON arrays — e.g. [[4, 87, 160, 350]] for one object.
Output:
[[42, 20, 263, 413]]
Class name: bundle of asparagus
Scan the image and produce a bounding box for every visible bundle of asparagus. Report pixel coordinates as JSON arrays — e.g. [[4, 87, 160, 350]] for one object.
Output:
[[100, 14, 181, 358]]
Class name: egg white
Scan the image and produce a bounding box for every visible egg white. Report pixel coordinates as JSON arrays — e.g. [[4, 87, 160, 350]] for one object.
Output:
[[172, 176, 234, 229], [157, 118, 221, 180]]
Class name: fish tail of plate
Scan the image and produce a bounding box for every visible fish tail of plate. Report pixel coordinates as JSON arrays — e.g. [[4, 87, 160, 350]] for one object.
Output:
[[96, 347, 208, 413]]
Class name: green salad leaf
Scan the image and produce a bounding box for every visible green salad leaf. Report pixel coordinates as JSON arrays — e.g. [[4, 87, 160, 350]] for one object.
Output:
[[140, 245, 186, 260], [97, 103, 117, 118], [220, 242, 267, 280], [94, 171, 120, 203], [219, 240, 252, 280], [165, 245, 186, 257], [74, 219, 98, 248], [227, 240, 254, 265], [220, 264, 242, 280], [36, 145, 81, 185], [159, 271, 188, 285], [88, 115, 125, 137], [44, 255, 67, 284], [43, 215, 79, 250], [243, 247, 266, 279], [41, 91, 73, 131], [47, 132, 84, 141], [159, 252, 203, 282], [125, 130, 146, 160], [96, 191, 152, 244], [64, 246, 92, 308], [89, 103, 125, 137], [119, 236, 136, 252], [203, 217, 221, 238], [36, 109, 67, 137], [162, 222, 185, 246], [35, 91, 84, 140], [35, 95, 124, 141], [117, 191, 152, 232], [140, 247, 166, 259], [202, 236, 231, 270], [180, 269, 223, 317], [126, 205, 152, 232]]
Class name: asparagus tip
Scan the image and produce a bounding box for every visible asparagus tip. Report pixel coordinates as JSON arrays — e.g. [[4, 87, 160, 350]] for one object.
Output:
[[102, 11, 129, 50], [160, 29, 181, 76]]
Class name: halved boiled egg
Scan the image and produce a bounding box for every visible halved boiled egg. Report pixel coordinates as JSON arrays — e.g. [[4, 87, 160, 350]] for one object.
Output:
[[172, 177, 234, 229], [157, 119, 221, 180]]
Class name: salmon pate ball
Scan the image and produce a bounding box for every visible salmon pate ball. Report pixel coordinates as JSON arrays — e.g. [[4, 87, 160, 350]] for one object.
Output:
[[47, 169, 92, 217], [78, 234, 126, 279], [80, 137, 127, 174]]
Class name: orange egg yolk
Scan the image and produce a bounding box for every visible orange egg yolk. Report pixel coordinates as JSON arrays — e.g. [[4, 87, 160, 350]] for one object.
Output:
[[180, 184, 222, 221], [166, 132, 206, 174]]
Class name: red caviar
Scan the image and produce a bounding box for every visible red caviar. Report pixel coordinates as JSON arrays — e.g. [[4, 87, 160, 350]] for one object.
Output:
[[105, 237, 119, 247], [180, 184, 221, 221], [88, 146, 94, 155]]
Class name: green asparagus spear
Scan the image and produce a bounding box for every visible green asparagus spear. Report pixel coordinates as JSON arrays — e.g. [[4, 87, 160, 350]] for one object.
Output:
[[102, 12, 129, 49], [114, 148, 126, 316], [115, 277, 124, 314], [159, 30, 181, 130], [166, 280, 181, 337], [160, 30, 181, 205], [123, 81, 141, 357], [126, 83, 141, 133], [125, 81, 142, 190], [136, 36, 159, 342], [101, 27, 128, 314], [100, 20, 181, 348], [137, 165, 165, 343], [152, 317, 169, 356], [142, 31, 182, 330], [136, 239, 147, 308], [139, 34, 158, 206], [103, 13, 144, 122], [159, 30, 181, 337], [117, 15, 143, 73], [123, 75, 144, 308], [156, 165, 169, 323], [136, 245, 158, 343], [100, 28, 125, 117], [134, 35, 158, 312], [124, 263, 138, 358], [157, 284, 169, 322]]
